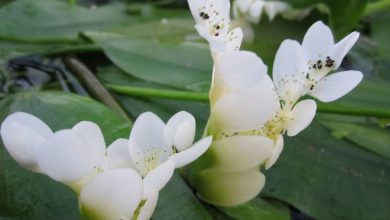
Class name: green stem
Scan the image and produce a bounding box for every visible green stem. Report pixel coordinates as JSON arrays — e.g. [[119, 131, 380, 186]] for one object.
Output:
[[107, 84, 209, 102], [363, 0, 390, 16], [108, 84, 390, 118]]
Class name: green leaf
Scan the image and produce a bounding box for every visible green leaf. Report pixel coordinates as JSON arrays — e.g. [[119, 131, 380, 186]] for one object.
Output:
[[101, 38, 212, 92], [0, 0, 129, 43], [153, 173, 213, 220], [319, 116, 390, 159], [264, 121, 390, 220], [217, 198, 291, 220], [287, 0, 367, 37]]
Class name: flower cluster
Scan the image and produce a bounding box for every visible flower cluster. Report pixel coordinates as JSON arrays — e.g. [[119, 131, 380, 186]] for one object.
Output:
[[187, 0, 363, 206], [0, 111, 212, 220], [232, 0, 290, 42]]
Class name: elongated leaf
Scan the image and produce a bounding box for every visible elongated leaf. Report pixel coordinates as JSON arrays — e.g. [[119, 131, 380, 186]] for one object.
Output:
[[264, 121, 390, 220], [101, 38, 212, 92], [154, 173, 213, 220], [319, 118, 390, 159], [0, 0, 129, 43], [218, 198, 290, 220]]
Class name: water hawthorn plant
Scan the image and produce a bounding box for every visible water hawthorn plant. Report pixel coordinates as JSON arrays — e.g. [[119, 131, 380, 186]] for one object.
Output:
[[0, 111, 212, 220], [187, 0, 362, 206], [0, 0, 363, 219]]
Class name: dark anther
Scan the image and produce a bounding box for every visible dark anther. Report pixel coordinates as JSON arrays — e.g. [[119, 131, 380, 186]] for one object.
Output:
[[215, 33, 219, 36], [310, 85, 314, 90], [325, 56, 335, 68], [216, 25, 220, 29], [203, 13, 210, 19], [199, 12, 204, 17]]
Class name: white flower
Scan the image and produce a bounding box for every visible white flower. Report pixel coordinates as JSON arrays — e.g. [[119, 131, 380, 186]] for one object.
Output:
[[273, 21, 363, 104], [1, 111, 211, 220], [233, 0, 291, 24], [128, 111, 212, 176], [0, 112, 53, 173], [187, 0, 243, 54], [302, 21, 363, 102], [80, 168, 144, 220], [189, 50, 281, 206]]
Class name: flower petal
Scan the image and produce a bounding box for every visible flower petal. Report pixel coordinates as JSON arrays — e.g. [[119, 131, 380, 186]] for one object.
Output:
[[248, 1, 265, 23], [225, 28, 243, 52], [0, 112, 52, 172], [188, 0, 230, 25], [211, 135, 273, 172], [194, 168, 265, 206], [169, 136, 212, 168], [72, 121, 106, 157], [265, 135, 284, 169], [137, 189, 159, 220], [310, 70, 363, 102], [215, 50, 267, 92], [107, 138, 136, 170], [36, 129, 95, 190], [165, 111, 196, 152], [194, 24, 226, 53], [72, 121, 106, 169], [302, 21, 334, 60], [143, 160, 175, 197], [210, 82, 279, 133], [264, 1, 290, 20], [80, 169, 143, 220], [129, 112, 170, 175], [273, 39, 307, 101], [287, 99, 317, 136], [330, 32, 360, 69]]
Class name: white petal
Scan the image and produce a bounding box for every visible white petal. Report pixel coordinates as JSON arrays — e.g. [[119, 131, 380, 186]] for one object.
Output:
[[188, 0, 230, 24], [165, 111, 196, 152], [273, 39, 308, 101], [330, 32, 360, 69], [129, 112, 170, 175], [194, 168, 265, 206], [235, 0, 252, 13], [265, 135, 284, 169], [37, 129, 95, 190], [310, 70, 363, 102], [287, 99, 317, 136], [211, 135, 273, 172], [0, 112, 52, 172], [137, 189, 159, 220], [169, 136, 212, 168], [225, 28, 243, 52], [264, 1, 290, 20], [210, 84, 279, 133], [302, 21, 334, 60], [143, 160, 174, 197], [214, 50, 267, 91], [72, 121, 106, 157], [248, 1, 265, 23], [194, 24, 226, 53], [80, 169, 143, 220], [107, 138, 136, 170], [72, 121, 106, 169]]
